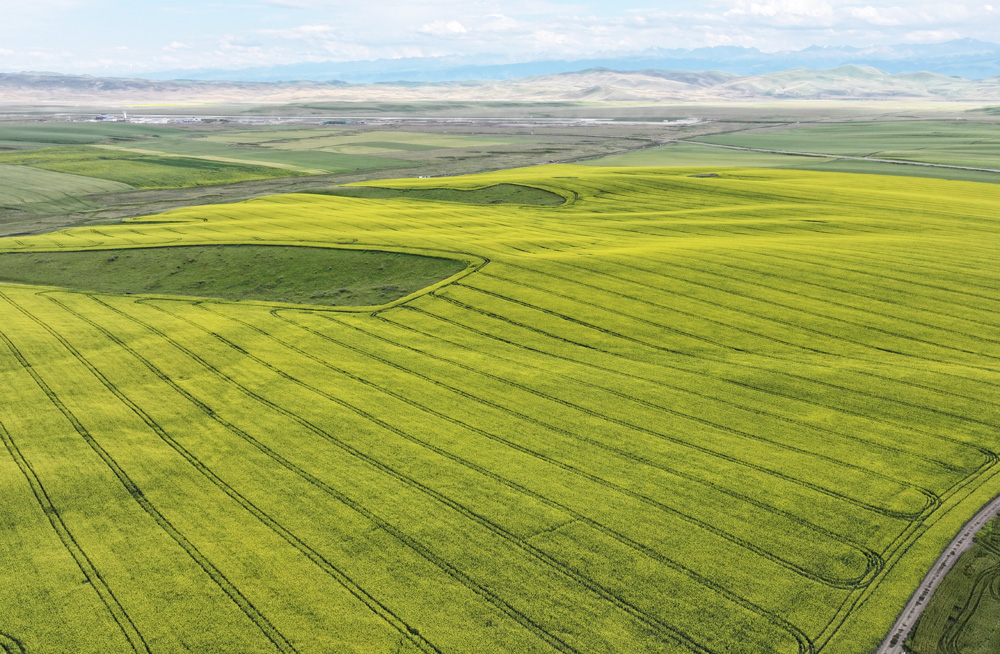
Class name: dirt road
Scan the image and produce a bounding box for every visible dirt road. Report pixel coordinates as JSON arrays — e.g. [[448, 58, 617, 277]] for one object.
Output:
[[874, 494, 1000, 654]]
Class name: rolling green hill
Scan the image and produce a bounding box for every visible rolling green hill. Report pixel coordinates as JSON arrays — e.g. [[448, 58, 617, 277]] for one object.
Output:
[[0, 146, 309, 189], [0, 165, 133, 214], [0, 165, 998, 654]]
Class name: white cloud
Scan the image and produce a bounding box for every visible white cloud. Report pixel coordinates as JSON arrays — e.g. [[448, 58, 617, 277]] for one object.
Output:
[[530, 29, 571, 47], [2, 0, 999, 75], [259, 24, 334, 39], [255, 0, 345, 8], [418, 20, 468, 37], [728, 0, 835, 21], [480, 14, 520, 31], [318, 41, 374, 59], [847, 6, 900, 26], [904, 29, 963, 42]]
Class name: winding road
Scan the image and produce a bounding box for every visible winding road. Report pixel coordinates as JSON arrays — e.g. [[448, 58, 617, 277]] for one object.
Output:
[[875, 494, 1000, 654]]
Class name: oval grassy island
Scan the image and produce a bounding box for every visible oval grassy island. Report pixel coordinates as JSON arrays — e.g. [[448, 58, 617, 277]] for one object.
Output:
[[0, 244, 468, 306]]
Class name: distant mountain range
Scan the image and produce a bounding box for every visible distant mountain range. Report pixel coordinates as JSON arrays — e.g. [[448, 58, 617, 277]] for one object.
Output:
[[139, 39, 1000, 84], [5, 64, 1000, 106]]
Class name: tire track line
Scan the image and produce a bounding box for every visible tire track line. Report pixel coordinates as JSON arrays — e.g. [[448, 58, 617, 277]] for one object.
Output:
[[447, 280, 958, 490], [487, 259, 995, 459], [270, 306, 882, 589], [611, 253, 1000, 402], [666, 250, 1000, 345], [0, 292, 298, 654], [424, 292, 940, 520], [166, 300, 816, 652], [38, 292, 445, 654], [750, 249, 1000, 312], [0, 416, 146, 654], [399, 296, 988, 477], [99, 295, 700, 654], [51, 291, 582, 654], [372, 307, 908, 545], [563, 254, 1000, 430], [452, 279, 997, 452]]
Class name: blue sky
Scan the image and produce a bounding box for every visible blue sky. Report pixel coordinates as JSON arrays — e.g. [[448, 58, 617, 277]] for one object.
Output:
[[1, 0, 998, 74]]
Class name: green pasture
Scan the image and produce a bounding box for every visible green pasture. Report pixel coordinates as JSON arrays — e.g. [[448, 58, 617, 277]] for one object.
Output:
[[258, 131, 517, 151], [693, 120, 1000, 169], [187, 129, 521, 164], [0, 146, 307, 189], [907, 518, 1000, 654], [312, 183, 566, 206], [200, 128, 350, 145], [588, 141, 1000, 184], [0, 245, 466, 306], [589, 142, 824, 168], [111, 137, 416, 174], [0, 165, 132, 214], [0, 122, 173, 147], [0, 165, 999, 653]]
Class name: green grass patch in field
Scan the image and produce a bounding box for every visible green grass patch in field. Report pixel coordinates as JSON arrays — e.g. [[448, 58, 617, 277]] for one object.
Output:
[[348, 141, 442, 151], [0, 123, 173, 146], [111, 137, 416, 173], [199, 128, 349, 145], [311, 183, 565, 205], [0, 165, 133, 213], [0, 146, 307, 189], [694, 120, 1000, 169], [260, 131, 519, 153], [589, 142, 823, 167], [907, 517, 1000, 654], [587, 141, 1000, 184], [0, 245, 466, 305]]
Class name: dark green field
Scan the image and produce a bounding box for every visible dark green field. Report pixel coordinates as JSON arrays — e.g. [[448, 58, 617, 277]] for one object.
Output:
[[110, 138, 418, 174], [312, 183, 566, 205], [588, 141, 1000, 184], [908, 518, 1000, 654], [0, 165, 133, 213], [0, 122, 178, 148], [693, 121, 1000, 169], [0, 245, 467, 306], [0, 146, 306, 189]]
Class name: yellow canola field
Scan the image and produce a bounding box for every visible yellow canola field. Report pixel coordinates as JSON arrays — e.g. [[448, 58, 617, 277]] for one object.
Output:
[[1, 165, 999, 654]]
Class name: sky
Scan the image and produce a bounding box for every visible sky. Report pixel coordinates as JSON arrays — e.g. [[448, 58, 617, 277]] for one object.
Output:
[[0, 0, 998, 75]]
